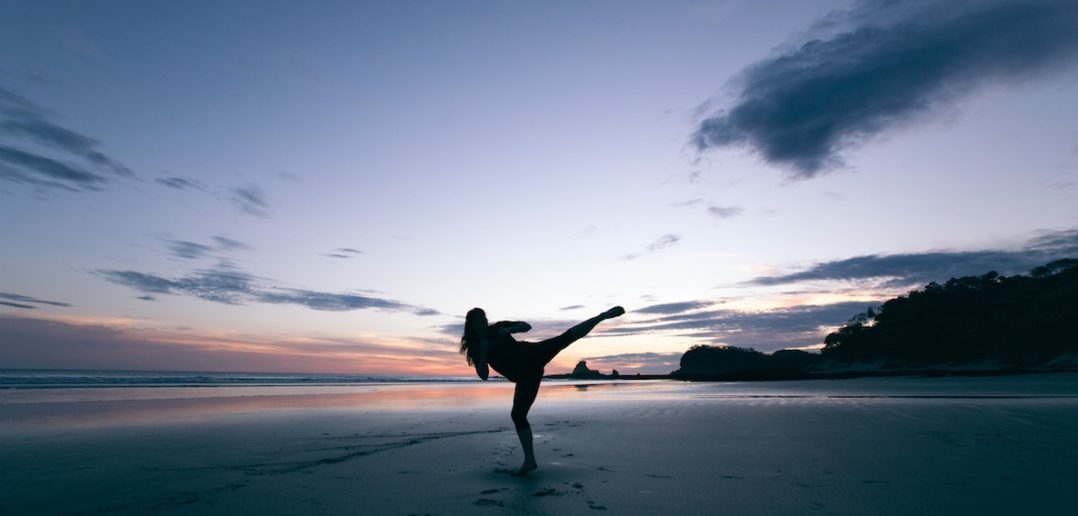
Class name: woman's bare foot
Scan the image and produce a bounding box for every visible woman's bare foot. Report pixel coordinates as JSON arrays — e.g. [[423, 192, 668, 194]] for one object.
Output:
[[602, 306, 625, 319], [513, 460, 538, 476]]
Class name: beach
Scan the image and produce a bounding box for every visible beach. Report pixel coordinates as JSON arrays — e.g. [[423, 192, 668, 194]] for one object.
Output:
[[2, 374, 1078, 515]]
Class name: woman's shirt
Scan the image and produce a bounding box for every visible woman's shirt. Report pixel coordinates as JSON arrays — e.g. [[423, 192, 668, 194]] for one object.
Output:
[[485, 321, 537, 382]]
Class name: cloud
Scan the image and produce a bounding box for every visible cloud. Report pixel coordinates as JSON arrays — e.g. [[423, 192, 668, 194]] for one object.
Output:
[[708, 205, 743, 219], [560, 305, 585, 311], [607, 301, 873, 352], [670, 198, 703, 207], [692, 0, 1078, 177], [0, 145, 107, 190], [156, 176, 206, 190], [163, 236, 249, 260], [97, 264, 433, 314], [623, 234, 681, 260], [257, 289, 406, 312], [212, 236, 250, 250], [636, 301, 713, 315], [582, 352, 683, 375], [0, 314, 463, 374], [167, 240, 214, 260], [325, 247, 364, 259], [137, 295, 156, 301], [0, 291, 71, 308], [746, 227, 1078, 288], [0, 87, 132, 191], [230, 184, 270, 217]]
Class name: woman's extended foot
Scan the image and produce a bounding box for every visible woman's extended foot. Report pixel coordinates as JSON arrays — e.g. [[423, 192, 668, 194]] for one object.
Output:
[[513, 460, 538, 476], [602, 306, 625, 319]]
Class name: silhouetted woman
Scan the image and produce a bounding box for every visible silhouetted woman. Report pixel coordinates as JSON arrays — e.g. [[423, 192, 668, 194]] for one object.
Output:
[[460, 306, 625, 475]]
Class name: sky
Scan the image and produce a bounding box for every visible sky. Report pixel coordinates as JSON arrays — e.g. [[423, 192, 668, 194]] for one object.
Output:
[[2, 0, 1077, 375]]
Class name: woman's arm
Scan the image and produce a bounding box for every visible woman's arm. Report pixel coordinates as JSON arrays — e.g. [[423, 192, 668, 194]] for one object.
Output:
[[498, 321, 532, 335], [472, 320, 490, 381], [476, 336, 489, 380]]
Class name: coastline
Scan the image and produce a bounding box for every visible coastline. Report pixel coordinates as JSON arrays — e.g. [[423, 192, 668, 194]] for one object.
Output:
[[549, 367, 1078, 382]]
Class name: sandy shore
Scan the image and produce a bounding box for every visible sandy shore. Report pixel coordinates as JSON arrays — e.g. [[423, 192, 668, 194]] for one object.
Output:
[[3, 375, 1078, 515]]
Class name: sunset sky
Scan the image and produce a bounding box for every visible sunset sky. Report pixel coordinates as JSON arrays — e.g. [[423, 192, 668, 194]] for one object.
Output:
[[2, 0, 1077, 375]]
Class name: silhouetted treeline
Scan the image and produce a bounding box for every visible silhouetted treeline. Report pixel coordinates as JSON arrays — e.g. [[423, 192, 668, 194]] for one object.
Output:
[[822, 259, 1078, 367]]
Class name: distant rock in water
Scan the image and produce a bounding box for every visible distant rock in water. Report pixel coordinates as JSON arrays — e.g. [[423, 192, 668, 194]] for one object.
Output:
[[570, 361, 606, 379], [544, 361, 620, 380]]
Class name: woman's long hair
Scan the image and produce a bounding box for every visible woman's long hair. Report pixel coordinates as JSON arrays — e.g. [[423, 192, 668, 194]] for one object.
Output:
[[460, 307, 487, 365]]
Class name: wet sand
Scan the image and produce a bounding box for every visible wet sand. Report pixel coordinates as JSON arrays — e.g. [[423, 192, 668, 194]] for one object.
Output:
[[2, 375, 1078, 515]]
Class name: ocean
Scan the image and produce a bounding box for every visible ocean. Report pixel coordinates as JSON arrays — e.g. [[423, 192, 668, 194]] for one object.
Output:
[[0, 369, 483, 389]]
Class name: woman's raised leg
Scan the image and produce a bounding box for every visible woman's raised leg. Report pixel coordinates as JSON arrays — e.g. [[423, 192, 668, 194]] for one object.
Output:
[[567, 306, 625, 339]]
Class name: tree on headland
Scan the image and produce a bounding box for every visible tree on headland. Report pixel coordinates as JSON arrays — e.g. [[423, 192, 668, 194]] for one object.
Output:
[[671, 259, 1078, 379], [822, 259, 1078, 367]]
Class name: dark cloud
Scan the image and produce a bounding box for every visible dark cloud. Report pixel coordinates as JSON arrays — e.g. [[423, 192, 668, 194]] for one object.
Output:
[[137, 295, 156, 301], [167, 240, 214, 260], [693, 0, 1078, 178], [230, 184, 270, 217], [0, 301, 35, 309], [708, 205, 743, 219], [636, 301, 712, 315], [560, 305, 585, 311], [0, 86, 132, 190], [98, 267, 255, 304], [0, 291, 71, 308], [97, 264, 432, 314], [623, 234, 681, 260], [607, 301, 873, 352], [156, 176, 206, 190], [746, 227, 1078, 288], [0, 145, 107, 190]]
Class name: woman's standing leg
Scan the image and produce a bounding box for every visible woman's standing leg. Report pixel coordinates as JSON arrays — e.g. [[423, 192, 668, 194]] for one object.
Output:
[[510, 377, 541, 475]]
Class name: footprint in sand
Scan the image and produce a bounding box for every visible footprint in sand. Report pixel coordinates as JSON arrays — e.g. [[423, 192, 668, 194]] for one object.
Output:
[[480, 488, 508, 495], [473, 498, 504, 507], [532, 487, 561, 497], [587, 500, 608, 511]]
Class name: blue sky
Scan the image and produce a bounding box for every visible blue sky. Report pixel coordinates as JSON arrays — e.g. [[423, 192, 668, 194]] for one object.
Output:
[[2, 0, 1077, 374]]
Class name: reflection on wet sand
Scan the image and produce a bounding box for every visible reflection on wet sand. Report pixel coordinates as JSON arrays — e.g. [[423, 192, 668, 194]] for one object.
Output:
[[0, 380, 669, 431]]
